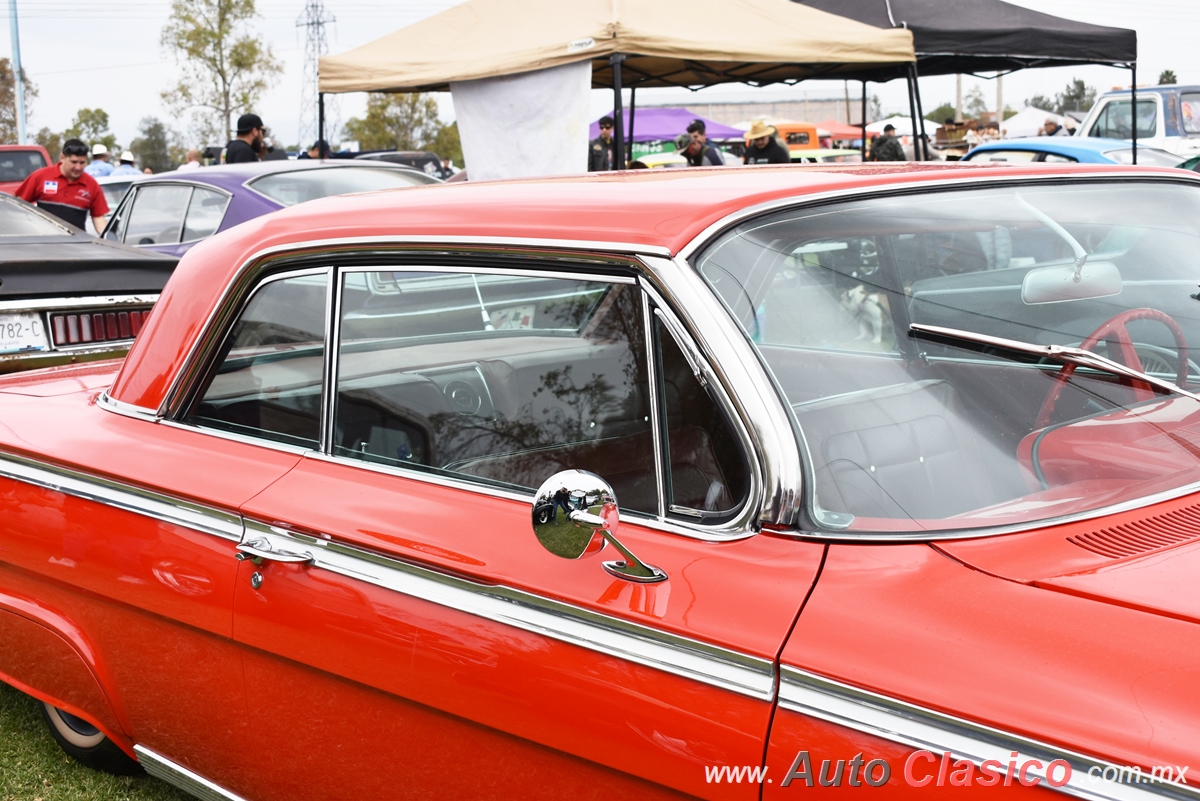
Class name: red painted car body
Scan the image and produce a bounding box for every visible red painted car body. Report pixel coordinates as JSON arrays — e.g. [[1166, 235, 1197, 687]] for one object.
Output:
[[0, 163, 1199, 800]]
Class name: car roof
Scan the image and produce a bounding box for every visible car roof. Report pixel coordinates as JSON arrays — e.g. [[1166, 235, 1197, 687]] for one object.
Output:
[[136, 158, 432, 188], [969, 137, 1133, 156], [1098, 84, 1200, 96], [109, 161, 1198, 410]]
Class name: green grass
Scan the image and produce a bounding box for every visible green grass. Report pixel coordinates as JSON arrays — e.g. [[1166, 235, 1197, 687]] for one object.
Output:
[[0, 681, 191, 801]]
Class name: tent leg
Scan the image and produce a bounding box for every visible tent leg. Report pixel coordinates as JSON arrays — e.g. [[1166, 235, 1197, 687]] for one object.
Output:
[[628, 87, 637, 166], [861, 81, 868, 160], [905, 68, 919, 161], [611, 54, 626, 170], [1131, 65, 1137, 165], [911, 64, 930, 161], [318, 93, 326, 158]]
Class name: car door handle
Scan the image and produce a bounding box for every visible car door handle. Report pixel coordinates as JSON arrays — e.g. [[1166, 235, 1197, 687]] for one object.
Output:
[[235, 539, 314, 565]]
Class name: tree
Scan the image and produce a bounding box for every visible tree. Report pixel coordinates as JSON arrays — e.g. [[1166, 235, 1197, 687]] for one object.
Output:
[[130, 117, 183, 174], [1054, 79, 1096, 114], [0, 58, 37, 142], [964, 86, 988, 119], [160, 0, 282, 145], [926, 102, 957, 125], [425, 122, 462, 166], [63, 109, 118, 153], [342, 93, 442, 152], [33, 128, 61, 158], [869, 94, 883, 122], [1026, 94, 1054, 112], [1159, 69, 1178, 85]]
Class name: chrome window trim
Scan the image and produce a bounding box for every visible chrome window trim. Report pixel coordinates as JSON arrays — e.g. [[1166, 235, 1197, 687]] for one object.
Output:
[[97, 391, 158, 421], [641, 293, 667, 519], [159, 240, 664, 419], [243, 522, 775, 701], [639, 256, 798, 527], [780, 666, 1200, 801], [0, 450, 243, 541], [135, 746, 249, 801], [0, 294, 159, 313], [118, 181, 232, 247]]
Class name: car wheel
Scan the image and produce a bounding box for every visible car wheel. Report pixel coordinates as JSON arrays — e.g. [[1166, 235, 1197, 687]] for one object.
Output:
[[39, 702, 141, 775]]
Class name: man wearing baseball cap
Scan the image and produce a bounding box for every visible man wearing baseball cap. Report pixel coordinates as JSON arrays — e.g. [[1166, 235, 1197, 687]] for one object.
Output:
[[225, 113, 265, 164]]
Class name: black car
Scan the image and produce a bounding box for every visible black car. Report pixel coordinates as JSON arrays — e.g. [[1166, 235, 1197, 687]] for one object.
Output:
[[0, 192, 177, 372]]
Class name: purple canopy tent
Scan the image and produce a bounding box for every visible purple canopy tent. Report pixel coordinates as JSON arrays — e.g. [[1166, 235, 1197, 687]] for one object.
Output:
[[589, 108, 745, 142]]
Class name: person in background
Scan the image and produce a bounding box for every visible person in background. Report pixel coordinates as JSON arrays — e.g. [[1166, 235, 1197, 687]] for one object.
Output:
[[179, 149, 202, 171], [686, 119, 724, 165], [85, 144, 112, 177], [742, 121, 789, 164], [225, 113, 265, 163], [869, 124, 906, 161], [588, 116, 615, 171], [15, 138, 109, 231], [142, 168, 153, 175], [297, 139, 329, 160], [110, 151, 140, 176], [1041, 117, 1070, 137]]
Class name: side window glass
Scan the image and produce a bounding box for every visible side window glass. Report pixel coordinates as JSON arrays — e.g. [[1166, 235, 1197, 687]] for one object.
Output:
[[1091, 100, 1157, 139], [183, 187, 228, 241], [186, 273, 328, 447], [333, 270, 657, 514], [654, 314, 749, 518], [1042, 153, 1076, 163], [123, 185, 191, 246]]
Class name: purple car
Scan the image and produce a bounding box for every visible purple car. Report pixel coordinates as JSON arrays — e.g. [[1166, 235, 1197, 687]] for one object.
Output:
[[101, 160, 441, 258]]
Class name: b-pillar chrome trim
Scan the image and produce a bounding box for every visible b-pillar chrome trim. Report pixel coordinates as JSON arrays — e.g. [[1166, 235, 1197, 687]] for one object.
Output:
[[135, 746, 251, 801], [243, 522, 776, 701], [638, 255, 803, 526], [780, 666, 1200, 801]]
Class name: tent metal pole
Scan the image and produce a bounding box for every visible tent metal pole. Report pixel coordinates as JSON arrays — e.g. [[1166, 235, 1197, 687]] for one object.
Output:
[[611, 54, 626, 170], [911, 64, 930, 161], [318, 93, 326, 157], [904, 67, 919, 161], [628, 87, 637, 165], [1131, 65, 1137, 165], [861, 81, 868, 160]]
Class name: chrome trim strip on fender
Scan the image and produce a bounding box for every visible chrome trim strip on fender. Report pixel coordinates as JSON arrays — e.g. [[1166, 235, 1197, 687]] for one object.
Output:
[[0, 294, 160, 313], [0, 451, 243, 542], [779, 666, 1200, 801], [243, 522, 775, 701], [135, 746, 250, 801]]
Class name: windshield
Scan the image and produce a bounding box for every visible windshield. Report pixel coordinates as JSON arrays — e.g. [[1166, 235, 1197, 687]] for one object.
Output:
[[248, 166, 437, 206], [695, 179, 1200, 533], [0, 195, 72, 236]]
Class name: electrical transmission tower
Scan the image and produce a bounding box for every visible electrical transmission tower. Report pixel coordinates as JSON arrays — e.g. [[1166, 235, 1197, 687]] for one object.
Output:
[[297, 0, 336, 150]]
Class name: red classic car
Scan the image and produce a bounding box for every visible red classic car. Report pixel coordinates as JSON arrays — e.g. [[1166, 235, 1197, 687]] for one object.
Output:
[[1, 163, 1199, 801]]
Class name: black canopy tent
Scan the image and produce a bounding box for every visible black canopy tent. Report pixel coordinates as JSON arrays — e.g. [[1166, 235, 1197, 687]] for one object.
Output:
[[791, 0, 1138, 161]]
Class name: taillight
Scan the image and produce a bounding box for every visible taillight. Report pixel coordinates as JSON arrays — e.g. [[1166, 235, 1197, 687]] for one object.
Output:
[[48, 307, 152, 348]]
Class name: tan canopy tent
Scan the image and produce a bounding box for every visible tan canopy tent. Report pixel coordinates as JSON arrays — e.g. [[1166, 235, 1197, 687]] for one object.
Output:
[[319, 0, 914, 94], [318, 0, 913, 174]]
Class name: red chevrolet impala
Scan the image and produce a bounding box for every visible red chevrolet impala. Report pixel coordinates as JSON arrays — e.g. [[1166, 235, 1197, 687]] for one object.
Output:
[[1, 163, 1198, 800]]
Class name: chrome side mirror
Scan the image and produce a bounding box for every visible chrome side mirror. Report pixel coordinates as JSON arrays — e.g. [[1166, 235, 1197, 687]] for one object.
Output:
[[532, 470, 667, 583]]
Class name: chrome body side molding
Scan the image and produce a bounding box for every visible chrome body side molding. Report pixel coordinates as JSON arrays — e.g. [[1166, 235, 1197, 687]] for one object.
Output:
[[243, 522, 776, 701], [135, 746, 250, 801], [780, 666, 1200, 801], [0, 451, 243, 542]]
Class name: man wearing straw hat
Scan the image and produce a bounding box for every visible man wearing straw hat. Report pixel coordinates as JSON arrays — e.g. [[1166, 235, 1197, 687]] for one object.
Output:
[[742, 121, 789, 164]]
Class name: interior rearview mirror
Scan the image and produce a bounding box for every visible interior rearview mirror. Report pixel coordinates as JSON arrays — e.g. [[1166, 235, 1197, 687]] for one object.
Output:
[[1021, 261, 1122, 305]]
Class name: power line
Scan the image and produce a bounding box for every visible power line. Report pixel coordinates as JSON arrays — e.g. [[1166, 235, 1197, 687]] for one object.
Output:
[[296, 0, 335, 149]]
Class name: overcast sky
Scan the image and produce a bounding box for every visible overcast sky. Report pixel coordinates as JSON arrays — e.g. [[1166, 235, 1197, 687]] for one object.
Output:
[[2, 0, 1195, 151]]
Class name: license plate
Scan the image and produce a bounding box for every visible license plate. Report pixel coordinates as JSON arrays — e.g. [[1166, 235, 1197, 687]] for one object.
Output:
[[0, 313, 49, 353]]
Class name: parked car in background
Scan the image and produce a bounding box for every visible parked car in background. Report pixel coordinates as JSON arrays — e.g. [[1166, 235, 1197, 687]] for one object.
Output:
[[0, 143, 51, 194], [0, 191, 176, 372], [3, 163, 1200, 799], [1075, 84, 1200, 158], [102, 160, 441, 257], [628, 151, 688, 168], [790, 147, 862, 164], [962, 135, 1184, 166], [353, 150, 452, 179], [85, 173, 142, 236]]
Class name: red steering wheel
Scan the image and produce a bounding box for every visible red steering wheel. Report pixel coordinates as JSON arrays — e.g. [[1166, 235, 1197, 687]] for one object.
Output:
[[1036, 308, 1189, 429]]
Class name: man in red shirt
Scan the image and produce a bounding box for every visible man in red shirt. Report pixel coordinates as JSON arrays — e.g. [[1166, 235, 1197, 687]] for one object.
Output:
[[15, 139, 110, 231]]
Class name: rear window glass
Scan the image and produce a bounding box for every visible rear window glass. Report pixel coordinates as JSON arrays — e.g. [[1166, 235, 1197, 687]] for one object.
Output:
[[0, 149, 47, 184], [0, 196, 71, 236], [248, 167, 433, 207]]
